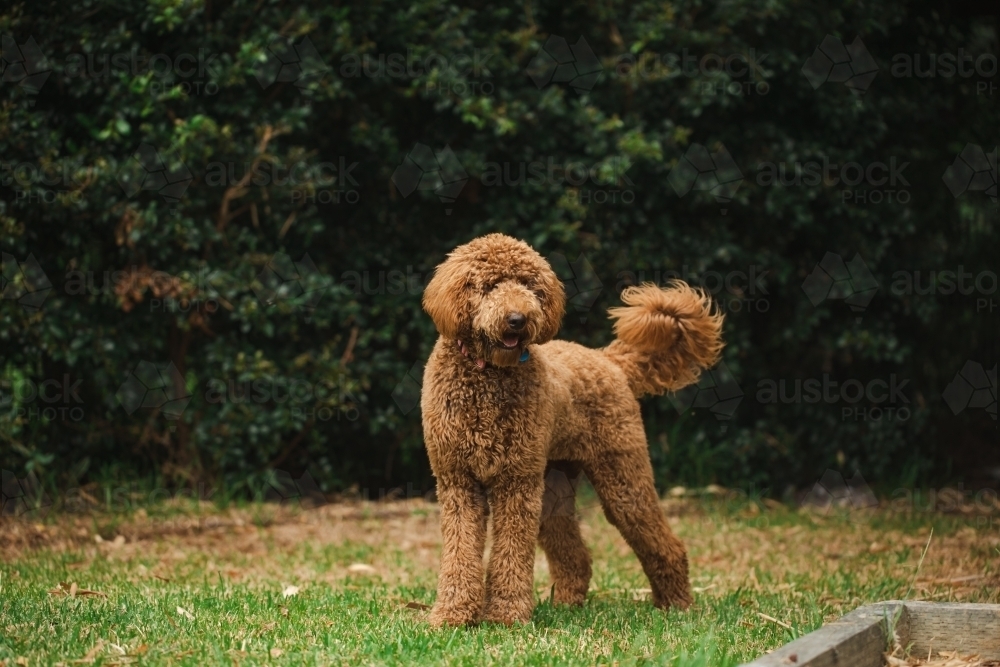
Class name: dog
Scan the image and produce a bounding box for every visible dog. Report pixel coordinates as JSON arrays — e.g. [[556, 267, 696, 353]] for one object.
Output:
[[420, 233, 724, 626]]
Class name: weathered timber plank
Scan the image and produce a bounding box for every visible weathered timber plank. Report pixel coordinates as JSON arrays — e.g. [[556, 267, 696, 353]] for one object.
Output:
[[900, 601, 1000, 660], [740, 602, 1000, 666], [739, 603, 905, 667]]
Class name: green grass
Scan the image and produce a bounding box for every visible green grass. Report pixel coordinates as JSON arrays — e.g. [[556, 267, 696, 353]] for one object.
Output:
[[1, 497, 997, 666]]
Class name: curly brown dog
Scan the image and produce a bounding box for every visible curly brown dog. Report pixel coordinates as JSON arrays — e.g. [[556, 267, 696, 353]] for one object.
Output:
[[420, 233, 724, 626]]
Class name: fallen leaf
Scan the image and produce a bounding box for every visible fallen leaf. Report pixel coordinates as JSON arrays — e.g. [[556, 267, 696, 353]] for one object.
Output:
[[347, 563, 376, 575], [48, 582, 106, 598], [176, 605, 194, 620], [757, 612, 792, 630], [112, 535, 126, 548], [70, 640, 104, 664], [630, 588, 652, 601], [269, 648, 283, 658], [281, 585, 299, 598], [404, 601, 431, 610]]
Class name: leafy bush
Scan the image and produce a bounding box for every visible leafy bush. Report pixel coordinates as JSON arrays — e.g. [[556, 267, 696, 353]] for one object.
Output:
[[1, 0, 996, 499]]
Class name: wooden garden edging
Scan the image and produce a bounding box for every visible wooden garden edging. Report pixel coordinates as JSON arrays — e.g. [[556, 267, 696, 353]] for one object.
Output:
[[740, 601, 1000, 666]]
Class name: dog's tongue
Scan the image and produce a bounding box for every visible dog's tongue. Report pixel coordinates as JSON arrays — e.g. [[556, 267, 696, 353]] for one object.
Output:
[[502, 334, 519, 348]]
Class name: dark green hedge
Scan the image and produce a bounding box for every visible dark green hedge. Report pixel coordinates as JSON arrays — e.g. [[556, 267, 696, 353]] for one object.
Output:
[[1, 0, 996, 500]]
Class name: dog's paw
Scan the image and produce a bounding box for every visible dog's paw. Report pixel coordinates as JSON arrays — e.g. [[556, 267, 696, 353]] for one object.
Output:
[[652, 589, 693, 611], [428, 604, 480, 628], [481, 597, 534, 626], [551, 582, 589, 607], [479, 612, 530, 627]]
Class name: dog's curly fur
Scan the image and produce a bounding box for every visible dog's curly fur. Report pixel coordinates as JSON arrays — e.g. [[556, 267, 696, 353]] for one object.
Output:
[[420, 233, 724, 626]]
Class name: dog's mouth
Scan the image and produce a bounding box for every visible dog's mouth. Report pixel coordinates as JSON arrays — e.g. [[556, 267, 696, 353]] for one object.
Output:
[[500, 332, 521, 349]]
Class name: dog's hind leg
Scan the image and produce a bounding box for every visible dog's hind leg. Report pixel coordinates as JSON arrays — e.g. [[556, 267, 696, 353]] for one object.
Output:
[[481, 474, 545, 625], [538, 461, 591, 606], [584, 446, 693, 610], [429, 476, 489, 627]]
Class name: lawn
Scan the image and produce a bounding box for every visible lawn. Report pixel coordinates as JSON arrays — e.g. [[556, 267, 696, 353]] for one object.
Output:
[[1, 487, 997, 666]]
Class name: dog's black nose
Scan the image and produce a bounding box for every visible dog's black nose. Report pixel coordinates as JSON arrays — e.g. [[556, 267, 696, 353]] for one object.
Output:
[[506, 312, 526, 331]]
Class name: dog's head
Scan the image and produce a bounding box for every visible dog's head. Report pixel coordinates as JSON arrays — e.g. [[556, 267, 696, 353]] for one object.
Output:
[[423, 234, 566, 367]]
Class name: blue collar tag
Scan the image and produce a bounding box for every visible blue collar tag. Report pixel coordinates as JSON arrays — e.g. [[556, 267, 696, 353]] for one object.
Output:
[[519, 349, 530, 363]]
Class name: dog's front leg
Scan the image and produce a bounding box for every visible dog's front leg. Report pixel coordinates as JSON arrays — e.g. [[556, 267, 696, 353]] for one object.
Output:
[[430, 476, 489, 627], [482, 474, 545, 625]]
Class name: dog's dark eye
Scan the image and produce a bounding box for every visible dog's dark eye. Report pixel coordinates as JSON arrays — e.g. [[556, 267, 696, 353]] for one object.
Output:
[[483, 284, 495, 293]]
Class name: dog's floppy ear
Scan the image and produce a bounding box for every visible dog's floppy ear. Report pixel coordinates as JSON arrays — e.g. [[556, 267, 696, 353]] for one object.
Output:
[[422, 254, 467, 338], [534, 261, 566, 343]]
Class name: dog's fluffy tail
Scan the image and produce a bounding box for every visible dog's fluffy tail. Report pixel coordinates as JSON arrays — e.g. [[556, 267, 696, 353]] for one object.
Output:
[[603, 282, 724, 397]]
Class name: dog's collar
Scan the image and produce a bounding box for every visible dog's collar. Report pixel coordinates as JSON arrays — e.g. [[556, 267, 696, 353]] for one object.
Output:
[[456, 339, 529, 369]]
